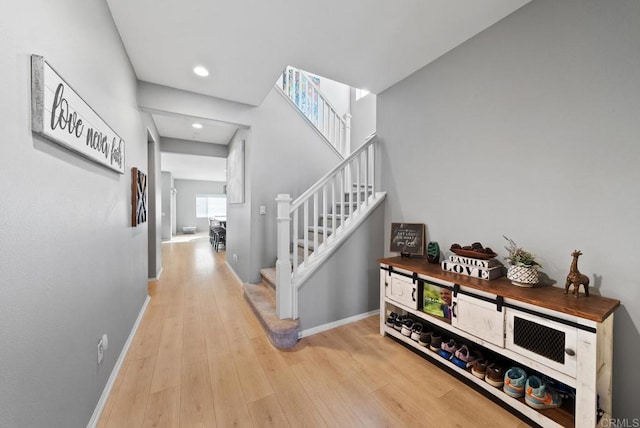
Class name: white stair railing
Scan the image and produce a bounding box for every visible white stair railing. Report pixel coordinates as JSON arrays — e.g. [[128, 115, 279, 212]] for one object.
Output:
[[276, 133, 380, 319], [278, 66, 351, 157]]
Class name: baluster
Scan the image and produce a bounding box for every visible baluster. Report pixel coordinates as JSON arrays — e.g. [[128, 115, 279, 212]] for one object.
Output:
[[364, 148, 369, 206], [313, 192, 319, 254], [322, 185, 327, 244], [292, 208, 299, 273], [340, 169, 345, 226], [331, 174, 337, 233], [356, 155, 361, 210], [303, 200, 309, 264]]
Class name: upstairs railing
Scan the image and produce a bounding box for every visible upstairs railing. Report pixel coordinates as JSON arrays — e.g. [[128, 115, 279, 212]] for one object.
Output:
[[278, 66, 351, 157], [276, 133, 379, 319]]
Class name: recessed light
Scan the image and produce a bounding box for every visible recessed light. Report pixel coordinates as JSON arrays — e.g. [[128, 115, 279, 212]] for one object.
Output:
[[192, 123, 203, 129], [193, 66, 209, 77]]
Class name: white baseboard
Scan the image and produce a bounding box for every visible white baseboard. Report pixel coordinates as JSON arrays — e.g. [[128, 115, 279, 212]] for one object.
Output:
[[225, 260, 244, 287], [298, 309, 378, 338], [87, 295, 151, 428]]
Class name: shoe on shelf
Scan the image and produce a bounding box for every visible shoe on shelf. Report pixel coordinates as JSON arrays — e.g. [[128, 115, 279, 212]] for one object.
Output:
[[393, 316, 405, 332], [471, 358, 489, 379], [410, 322, 423, 341], [417, 329, 432, 347], [503, 367, 527, 397], [451, 345, 480, 369], [385, 312, 398, 327], [541, 375, 575, 400], [401, 319, 414, 337], [485, 363, 505, 388], [429, 332, 443, 352], [525, 376, 562, 409], [438, 339, 458, 360]]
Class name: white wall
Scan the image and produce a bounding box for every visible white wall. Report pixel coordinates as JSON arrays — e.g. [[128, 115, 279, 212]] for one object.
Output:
[[0, 1, 148, 426], [174, 179, 226, 233], [377, 0, 640, 419], [350, 89, 377, 147]]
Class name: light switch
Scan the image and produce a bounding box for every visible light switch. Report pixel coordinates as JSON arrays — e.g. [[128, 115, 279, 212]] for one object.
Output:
[[259, 205, 266, 215]]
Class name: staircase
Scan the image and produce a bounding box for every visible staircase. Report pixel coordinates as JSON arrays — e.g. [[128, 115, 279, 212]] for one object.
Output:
[[243, 268, 299, 349], [243, 134, 385, 349]]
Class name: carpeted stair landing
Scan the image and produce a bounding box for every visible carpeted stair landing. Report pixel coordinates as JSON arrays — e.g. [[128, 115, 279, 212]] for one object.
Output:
[[243, 268, 299, 349]]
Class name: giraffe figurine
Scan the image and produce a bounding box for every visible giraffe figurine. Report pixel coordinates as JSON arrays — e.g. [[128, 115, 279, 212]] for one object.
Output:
[[564, 250, 590, 298]]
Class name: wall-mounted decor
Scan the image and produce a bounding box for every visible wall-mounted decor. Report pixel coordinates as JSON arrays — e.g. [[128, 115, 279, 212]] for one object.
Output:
[[131, 167, 147, 227], [227, 138, 245, 204], [30, 55, 125, 174], [390, 223, 425, 257]]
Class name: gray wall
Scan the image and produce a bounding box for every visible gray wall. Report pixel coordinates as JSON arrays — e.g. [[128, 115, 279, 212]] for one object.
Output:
[[160, 137, 228, 158], [175, 179, 226, 233], [244, 89, 343, 283], [299, 203, 385, 330], [0, 1, 149, 427], [226, 129, 252, 281], [377, 0, 639, 419], [145, 119, 162, 279], [161, 171, 174, 240]]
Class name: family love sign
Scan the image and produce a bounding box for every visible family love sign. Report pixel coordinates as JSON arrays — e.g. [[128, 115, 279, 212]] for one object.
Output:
[[31, 55, 125, 174]]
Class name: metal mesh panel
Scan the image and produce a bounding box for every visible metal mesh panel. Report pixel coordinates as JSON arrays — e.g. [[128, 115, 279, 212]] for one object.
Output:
[[513, 316, 565, 364]]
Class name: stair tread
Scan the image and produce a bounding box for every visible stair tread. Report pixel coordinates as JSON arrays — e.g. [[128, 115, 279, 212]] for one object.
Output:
[[243, 282, 299, 349], [307, 226, 334, 235], [260, 268, 277, 288]]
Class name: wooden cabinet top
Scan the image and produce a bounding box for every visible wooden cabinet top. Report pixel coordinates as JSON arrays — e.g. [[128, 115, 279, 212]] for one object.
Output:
[[378, 257, 620, 323]]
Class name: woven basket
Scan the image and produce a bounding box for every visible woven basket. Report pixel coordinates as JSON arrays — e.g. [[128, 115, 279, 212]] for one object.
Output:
[[507, 265, 539, 287]]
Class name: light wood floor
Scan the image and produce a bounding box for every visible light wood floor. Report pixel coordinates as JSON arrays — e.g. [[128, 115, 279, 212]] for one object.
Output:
[[97, 235, 529, 427]]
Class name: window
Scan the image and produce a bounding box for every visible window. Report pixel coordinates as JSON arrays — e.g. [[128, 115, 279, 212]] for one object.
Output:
[[196, 195, 226, 218]]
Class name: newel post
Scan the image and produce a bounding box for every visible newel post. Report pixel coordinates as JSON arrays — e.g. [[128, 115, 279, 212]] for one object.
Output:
[[275, 194, 293, 319], [343, 113, 352, 156]]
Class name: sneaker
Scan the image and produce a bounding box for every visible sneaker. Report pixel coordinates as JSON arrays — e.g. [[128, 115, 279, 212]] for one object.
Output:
[[438, 339, 458, 360], [471, 359, 489, 379], [429, 332, 443, 352], [485, 363, 505, 388], [401, 319, 414, 337], [410, 322, 423, 341], [393, 316, 404, 332], [417, 329, 432, 347], [385, 312, 398, 327], [541, 375, 575, 400], [451, 345, 480, 369], [525, 376, 562, 409], [503, 367, 527, 397]]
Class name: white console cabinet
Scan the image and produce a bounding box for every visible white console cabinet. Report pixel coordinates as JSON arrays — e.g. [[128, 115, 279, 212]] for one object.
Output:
[[379, 257, 619, 428]]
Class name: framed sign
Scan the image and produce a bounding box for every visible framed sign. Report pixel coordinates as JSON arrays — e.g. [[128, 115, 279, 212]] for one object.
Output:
[[390, 223, 425, 256], [31, 55, 125, 174], [132, 167, 147, 227]]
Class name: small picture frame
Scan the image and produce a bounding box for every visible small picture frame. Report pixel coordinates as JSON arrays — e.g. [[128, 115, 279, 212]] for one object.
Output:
[[131, 167, 147, 227], [389, 223, 425, 257]]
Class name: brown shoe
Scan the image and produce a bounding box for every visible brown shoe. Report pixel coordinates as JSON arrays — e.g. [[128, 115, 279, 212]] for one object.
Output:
[[471, 359, 488, 379], [485, 363, 505, 388]]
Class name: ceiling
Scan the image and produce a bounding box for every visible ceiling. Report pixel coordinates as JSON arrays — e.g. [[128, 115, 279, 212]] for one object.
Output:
[[106, 0, 531, 179]]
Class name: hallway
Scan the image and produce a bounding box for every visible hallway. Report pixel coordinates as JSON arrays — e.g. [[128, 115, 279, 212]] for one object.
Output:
[[98, 236, 526, 427]]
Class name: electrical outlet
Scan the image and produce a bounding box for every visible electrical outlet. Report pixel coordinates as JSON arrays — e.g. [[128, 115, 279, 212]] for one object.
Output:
[[233, 254, 239, 264]]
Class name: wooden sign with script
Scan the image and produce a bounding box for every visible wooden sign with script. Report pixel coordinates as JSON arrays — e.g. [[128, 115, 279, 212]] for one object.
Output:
[[390, 223, 425, 256], [30, 55, 125, 174]]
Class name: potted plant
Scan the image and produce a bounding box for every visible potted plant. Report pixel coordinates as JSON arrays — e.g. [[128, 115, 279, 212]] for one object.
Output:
[[503, 236, 541, 287]]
